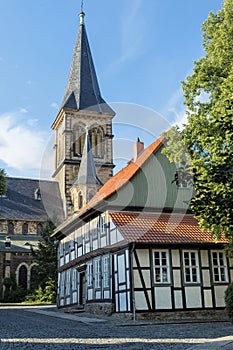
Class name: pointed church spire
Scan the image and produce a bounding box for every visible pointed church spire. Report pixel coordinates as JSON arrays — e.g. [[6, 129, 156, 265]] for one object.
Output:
[[61, 11, 114, 114], [74, 127, 103, 186]]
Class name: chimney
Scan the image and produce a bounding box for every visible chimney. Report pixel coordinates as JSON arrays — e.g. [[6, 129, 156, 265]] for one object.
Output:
[[133, 137, 144, 161]]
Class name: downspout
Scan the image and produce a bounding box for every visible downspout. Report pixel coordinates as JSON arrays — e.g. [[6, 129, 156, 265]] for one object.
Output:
[[130, 243, 136, 321]]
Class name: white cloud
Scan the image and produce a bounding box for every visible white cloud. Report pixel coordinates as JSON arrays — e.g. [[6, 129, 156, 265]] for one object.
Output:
[[107, 0, 146, 71], [20, 108, 28, 114], [27, 118, 39, 127], [119, 0, 145, 63], [0, 111, 50, 177], [160, 87, 188, 128], [50, 102, 59, 109]]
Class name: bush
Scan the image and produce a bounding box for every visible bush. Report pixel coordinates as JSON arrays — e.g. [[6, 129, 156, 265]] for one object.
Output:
[[25, 278, 56, 304], [225, 283, 233, 323]]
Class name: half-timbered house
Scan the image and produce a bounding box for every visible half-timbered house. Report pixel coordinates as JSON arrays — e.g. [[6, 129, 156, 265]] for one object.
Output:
[[53, 136, 232, 315]]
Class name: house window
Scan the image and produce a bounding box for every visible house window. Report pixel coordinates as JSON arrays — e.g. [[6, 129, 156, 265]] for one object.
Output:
[[89, 127, 103, 157], [98, 216, 105, 236], [94, 258, 101, 289], [212, 251, 228, 283], [8, 222, 14, 234], [87, 262, 93, 287], [153, 250, 170, 284], [37, 223, 42, 235], [183, 251, 200, 283], [73, 125, 85, 156], [103, 255, 110, 288], [22, 223, 28, 234]]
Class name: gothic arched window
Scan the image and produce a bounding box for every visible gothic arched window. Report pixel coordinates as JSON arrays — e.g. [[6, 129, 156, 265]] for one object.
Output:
[[89, 127, 103, 157], [73, 125, 85, 156], [22, 223, 28, 234], [78, 191, 83, 210], [8, 222, 14, 234], [19, 265, 28, 290]]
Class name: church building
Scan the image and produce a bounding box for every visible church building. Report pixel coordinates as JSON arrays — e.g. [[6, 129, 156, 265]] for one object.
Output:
[[51, 11, 115, 218], [52, 11, 233, 317]]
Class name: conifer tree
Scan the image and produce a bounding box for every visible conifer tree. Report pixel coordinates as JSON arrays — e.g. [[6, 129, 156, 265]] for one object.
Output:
[[30, 219, 58, 302], [0, 168, 7, 196]]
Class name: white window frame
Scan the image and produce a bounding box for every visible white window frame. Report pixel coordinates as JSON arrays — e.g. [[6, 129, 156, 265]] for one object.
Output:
[[94, 258, 101, 289], [72, 269, 77, 290], [212, 251, 228, 283], [183, 250, 200, 284], [103, 255, 110, 288], [153, 250, 170, 284], [87, 262, 93, 287]]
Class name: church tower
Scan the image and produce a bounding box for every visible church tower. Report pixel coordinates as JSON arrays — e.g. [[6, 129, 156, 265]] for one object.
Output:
[[52, 11, 115, 217]]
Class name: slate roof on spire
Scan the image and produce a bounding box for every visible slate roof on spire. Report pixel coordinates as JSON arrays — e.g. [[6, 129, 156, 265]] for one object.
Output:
[[73, 129, 103, 186], [61, 12, 114, 114]]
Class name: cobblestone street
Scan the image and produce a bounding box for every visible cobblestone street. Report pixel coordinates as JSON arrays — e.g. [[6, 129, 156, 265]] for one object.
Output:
[[0, 306, 233, 349]]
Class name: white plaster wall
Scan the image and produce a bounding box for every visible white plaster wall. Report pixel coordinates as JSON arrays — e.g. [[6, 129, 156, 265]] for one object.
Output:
[[201, 250, 209, 267], [214, 285, 227, 307], [134, 270, 141, 288], [136, 249, 150, 267], [202, 270, 211, 287], [203, 289, 213, 308], [135, 290, 152, 310], [104, 290, 110, 299], [185, 287, 202, 308], [174, 290, 183, 309], [155, 287, 172, 309], [171, 250, 180, 267], [119, 292, 127, 311], [230, 269, 233, 283], [173, 270, 182, 288]]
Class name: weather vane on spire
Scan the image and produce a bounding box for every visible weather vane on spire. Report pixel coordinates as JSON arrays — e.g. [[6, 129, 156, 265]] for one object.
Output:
[[81, 0, 84, 12]]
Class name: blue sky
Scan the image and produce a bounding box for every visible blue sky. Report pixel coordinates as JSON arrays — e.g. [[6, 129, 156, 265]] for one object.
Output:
[[0, 0, 223, 179]]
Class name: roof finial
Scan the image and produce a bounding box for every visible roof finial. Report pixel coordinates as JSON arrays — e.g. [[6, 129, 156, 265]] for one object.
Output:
[[79, 3, 85, 26]]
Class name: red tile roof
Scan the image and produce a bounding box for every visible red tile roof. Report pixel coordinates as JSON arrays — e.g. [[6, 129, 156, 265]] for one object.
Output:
[[109, 211, 228, 244]]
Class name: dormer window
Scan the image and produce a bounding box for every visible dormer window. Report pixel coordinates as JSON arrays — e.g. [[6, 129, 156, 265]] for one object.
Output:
[[5, 236, 11, 248], [34, 188, 42, 201]]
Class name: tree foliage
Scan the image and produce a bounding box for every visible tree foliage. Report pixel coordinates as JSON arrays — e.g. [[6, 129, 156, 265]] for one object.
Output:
[[30, 219, 58, 303], [0, 168, 7, 196], [164, 0, 233, 242]]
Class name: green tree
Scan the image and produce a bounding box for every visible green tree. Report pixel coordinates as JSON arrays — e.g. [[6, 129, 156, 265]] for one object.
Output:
[[0, 168, 7, 196], [164, 0, 233, 242], [30, 219, 58, 303]]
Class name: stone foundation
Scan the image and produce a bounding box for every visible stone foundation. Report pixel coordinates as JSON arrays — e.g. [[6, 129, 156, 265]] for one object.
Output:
[[135, 309, 229, 322], [84, 302, 114, 315]]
